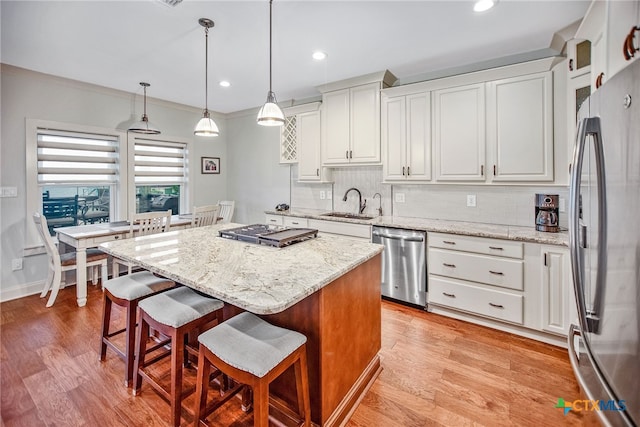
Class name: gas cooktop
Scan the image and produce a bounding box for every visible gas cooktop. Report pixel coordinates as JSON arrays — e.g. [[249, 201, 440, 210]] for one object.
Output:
[[219, 224, 318, 248]]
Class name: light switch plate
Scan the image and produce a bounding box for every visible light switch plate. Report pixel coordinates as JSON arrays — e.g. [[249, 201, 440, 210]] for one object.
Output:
[[320, 191, 326, 200], [0, 187, 18, 198], [467, 194, 477, 207], [559, 198, 566, 213], [395, 193, 405, 203], [327, 190, 332, 200]]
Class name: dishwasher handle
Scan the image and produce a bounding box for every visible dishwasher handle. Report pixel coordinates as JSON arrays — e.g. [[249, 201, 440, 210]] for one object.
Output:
[[372, 230, 425, 243]]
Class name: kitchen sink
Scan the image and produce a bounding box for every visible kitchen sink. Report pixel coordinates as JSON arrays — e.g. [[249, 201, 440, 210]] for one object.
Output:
[[321, 212, 375, 220]]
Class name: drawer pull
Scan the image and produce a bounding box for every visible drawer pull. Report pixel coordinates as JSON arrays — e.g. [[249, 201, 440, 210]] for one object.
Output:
[[443, 263, 456, 268], [442, 241, 456, 245], [291, 221, 299, 225], [488, 246, 503, 250], [114, 235, 120, 240], [489, 270, 504, 275], [443, 292, 456, 298], [489, 302, 504, 309]]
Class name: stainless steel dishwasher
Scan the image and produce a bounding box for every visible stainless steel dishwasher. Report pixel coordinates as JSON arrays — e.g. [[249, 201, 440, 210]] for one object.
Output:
[[372, 226, 427, 307]]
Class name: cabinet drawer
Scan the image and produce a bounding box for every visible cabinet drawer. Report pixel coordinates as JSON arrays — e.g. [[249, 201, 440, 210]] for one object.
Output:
[[92, 233, 128, 244], [429, 248, 523, 290], [283, 217, 308, 227], [429, 276, 523, 324], [428, 232, 523, 259], [265, 215, 284, 226], [307, 219, 371, 239]]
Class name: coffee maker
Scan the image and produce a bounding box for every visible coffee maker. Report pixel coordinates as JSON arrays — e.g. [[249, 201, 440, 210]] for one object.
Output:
[[535, 194, 560, 232]]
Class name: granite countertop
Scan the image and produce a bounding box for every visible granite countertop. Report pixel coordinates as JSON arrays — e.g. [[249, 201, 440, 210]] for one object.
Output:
[[99, 223, 383, 315], [265, 208, 569, 247]]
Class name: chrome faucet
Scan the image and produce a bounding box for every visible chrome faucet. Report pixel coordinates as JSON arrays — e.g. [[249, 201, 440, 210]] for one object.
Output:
[[343, 187, 367, 214], [373, 193, 382, 216]]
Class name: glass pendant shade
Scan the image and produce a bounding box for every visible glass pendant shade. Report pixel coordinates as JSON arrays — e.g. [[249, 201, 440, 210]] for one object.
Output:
[[257, 91, 285, 126], [194, 110, 220, 136], [129, 82, 161, 135]]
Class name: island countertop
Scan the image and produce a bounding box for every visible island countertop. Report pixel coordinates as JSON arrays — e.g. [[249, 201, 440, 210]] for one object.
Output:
[[99, 222, 384, 315]]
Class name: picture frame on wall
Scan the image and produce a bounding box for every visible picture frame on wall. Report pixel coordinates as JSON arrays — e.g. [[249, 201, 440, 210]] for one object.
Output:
[[201, 157, 220, 174]]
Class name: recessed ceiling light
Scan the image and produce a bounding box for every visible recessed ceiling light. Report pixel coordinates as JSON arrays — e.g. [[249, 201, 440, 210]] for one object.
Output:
[[219, 81, 231, 88], [312, 51, 327, 61], [474, 0, 496, 12]]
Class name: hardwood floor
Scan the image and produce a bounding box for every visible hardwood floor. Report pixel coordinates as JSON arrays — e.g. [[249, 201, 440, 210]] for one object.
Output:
[[1, 285, 588, 426]]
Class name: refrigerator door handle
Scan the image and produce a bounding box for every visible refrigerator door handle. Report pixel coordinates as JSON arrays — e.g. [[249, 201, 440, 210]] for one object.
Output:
[[570, 117, 608, 335]]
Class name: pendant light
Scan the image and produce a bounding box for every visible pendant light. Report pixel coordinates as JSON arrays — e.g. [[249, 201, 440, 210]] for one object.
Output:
[[257, 0, 285, 126], [129, 82, 161, 134], [194, 18, 220, 137]]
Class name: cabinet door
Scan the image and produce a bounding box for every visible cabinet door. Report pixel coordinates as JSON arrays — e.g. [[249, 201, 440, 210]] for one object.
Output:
[[297, 111, 322, 181], [406, 92, 431, 181], [381, 96, 407, 181], [350, 82, 381, 163], [566, 38, 592, 79], [488, 72, 553, 182], [607, 0, 640, 79], [541, 246, 572, 335], [433, 83, 486, 181], [322, 89, 350, 164]]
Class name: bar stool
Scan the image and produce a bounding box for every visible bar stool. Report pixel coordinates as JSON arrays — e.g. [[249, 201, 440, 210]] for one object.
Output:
[[193, 312, 311, 427], [100, 271, 175, 387], [133, 286, 224, 427]]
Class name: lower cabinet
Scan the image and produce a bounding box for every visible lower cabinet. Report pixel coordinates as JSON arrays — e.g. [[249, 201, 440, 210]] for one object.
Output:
[[264, 215, 371, 241], [428, 232, 574, 344]]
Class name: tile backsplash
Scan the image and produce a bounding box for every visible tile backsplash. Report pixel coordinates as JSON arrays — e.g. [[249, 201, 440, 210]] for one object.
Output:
[[290, 165, 569, 228]]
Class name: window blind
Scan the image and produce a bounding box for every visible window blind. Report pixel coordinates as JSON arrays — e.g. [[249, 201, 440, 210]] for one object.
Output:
[[37, 130, 119, 184], [133, 138, 187, 185]]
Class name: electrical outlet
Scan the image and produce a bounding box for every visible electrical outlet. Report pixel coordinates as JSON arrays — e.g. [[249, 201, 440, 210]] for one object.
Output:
[[395, 193, 405, 203], [12, 258, 23, 271], [319, 190, 326, 200], [467, 194, 477, 207]]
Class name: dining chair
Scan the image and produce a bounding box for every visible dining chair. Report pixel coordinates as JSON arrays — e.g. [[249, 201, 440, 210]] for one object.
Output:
[[191, 204, 220, 228], [33, 212, 109, 307], [216, 200, 235, 224], [112, 209, 172, 277]]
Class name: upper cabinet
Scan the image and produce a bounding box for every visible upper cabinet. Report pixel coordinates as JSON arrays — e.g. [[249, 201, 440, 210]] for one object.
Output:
[[575, 0, 640, 91], [487, 72, 553, 182], [433, 83, 486, 181], [319, 71, 396, 166], [382, 92, 431, 181]]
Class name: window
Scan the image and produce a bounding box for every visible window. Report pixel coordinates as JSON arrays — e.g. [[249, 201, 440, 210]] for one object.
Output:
[[128, 135, 189, 215]]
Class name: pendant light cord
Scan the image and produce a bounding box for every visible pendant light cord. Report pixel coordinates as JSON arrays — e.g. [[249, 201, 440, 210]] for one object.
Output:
[[269, 0, 273, 93], [204, 26, 209, 112]]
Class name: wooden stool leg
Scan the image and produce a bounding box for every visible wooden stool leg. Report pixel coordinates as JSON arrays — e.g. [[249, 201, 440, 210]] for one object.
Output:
[[241, 386, 253, 412], [295, 348, 311, 427], [99, 294, 112, 361], [252, 381, 269, 427], [170, 329, 184, 427], [124, 300, 137, 387], [133, 310, 150, 395], [193, 345, 211, 426]]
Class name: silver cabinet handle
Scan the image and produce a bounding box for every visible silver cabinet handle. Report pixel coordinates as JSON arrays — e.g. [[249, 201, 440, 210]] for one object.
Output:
[[114, 235, 120, 239], [407, 166, 410, 176], [291, 221, 299, 225], [402, 166, 405, 176], [489, 302, 504, 309], [346, 150, 349, 159], [442, 240, 456, 245], [443, 263, 456, 268], [372, 231, 425, 242], [316, 168, 319, 176], [488, 246, 503, 250], [489, 270, 504, 276], [443, 292, 456, 298]]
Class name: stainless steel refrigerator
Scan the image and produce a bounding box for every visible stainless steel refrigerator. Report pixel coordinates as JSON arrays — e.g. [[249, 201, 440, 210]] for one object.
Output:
[[569, 59, 639, 427]]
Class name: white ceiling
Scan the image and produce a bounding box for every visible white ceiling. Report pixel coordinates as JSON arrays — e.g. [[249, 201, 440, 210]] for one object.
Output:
[[1, 0, 589, 114]]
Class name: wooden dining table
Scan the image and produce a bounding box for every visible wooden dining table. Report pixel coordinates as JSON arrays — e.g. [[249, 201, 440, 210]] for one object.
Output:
[[54, 215, 191, 307]]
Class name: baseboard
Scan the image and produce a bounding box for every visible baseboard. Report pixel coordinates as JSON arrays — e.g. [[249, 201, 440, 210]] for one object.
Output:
[[0, 280, 45, 303]]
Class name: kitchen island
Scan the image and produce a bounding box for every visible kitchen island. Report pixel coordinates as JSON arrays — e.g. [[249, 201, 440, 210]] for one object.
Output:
[[99, 223, 384, 426]]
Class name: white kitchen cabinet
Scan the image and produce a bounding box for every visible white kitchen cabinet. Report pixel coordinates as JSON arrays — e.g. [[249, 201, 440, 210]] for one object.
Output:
[[297, 110, 330, 182], [487, 71, 554, 182], [428, 232, 525, 324], [433, 83, 486, 181], [283, 216, 308, 227], [382, 92, 431, 181], [540, 245, 574, 336], [322, 82, 381, 165], [566, 38, 592, 79], [265, 214, 284, 226]]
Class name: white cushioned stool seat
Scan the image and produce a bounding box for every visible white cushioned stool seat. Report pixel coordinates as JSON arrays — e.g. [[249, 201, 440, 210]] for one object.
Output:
[[198, 311, 307, 378], [103, 271, 174, 301], [138, 286, 224, 329]]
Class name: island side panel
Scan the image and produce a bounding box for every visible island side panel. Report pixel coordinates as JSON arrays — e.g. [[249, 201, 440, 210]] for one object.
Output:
[[319, 253, 382, 424]]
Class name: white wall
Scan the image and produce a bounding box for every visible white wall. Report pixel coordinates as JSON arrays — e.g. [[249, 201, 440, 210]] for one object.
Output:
[[0, 65, 227, 300], [226, 110, 290, 224]]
